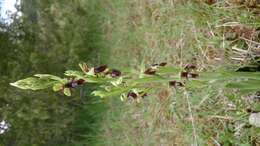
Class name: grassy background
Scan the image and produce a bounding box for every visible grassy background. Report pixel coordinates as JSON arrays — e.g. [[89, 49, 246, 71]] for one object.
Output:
[[90, 0, 260, 146]]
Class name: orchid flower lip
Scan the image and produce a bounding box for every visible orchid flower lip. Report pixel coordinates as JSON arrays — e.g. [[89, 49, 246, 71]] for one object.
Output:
[[110, 69, 121, 77], [159, 62, 167, 66], [144, 68, 156, 75], [180, 71, 199, 79], [76, 79, 85, 85], [181, 72, 189, 78], [65, 79, 85, 88], [188, 73, 199, 78], [94, 65, 108, 74], [127, 91, 137, 99]]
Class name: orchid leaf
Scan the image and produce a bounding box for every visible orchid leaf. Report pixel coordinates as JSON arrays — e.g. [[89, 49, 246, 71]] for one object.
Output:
[[10, 77, 57, 90]]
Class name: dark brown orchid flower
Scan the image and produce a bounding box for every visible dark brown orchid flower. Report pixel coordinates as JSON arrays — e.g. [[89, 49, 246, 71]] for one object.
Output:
[[180, 72, 199, 79], [94, 65, 108, 74], [145, 62, 167, 75], [246, 108, 259, 113], [151, 63, 159, 67], [76, 79, 85, 85], [144, 68, 156, 75], [64, 78, 85, 88], [127, 91, 138, 99], [180, 72, 189, 78], [110, 69, 121, 77], [151, 62, 167, 68], [169, 80, 184, 87], [127, 91, 147, 100], [159, 62, 167, 66], [188, 73, 199, 78]]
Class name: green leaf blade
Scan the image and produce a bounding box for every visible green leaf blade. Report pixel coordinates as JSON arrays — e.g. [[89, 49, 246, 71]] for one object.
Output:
[[10, 77, 56, 90]]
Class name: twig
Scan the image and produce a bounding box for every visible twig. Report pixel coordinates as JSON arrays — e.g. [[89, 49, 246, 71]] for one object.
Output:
[[197, 95, 209, 108], [208, 115, 233, 120], [184, 91, 198, 146], [215, 22, 240, 27], [240, 37, 260, 46], [211, 137, 221, 146], [232, 46, 249, 54]]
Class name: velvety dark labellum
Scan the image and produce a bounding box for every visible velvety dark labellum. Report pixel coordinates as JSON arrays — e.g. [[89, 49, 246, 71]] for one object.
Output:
[[110, 69, 121, 77], [144, 68, 156, 75], [244, 124, 252, 128], [180, 72, 189, 78], [178, 82, 184, 87], [127, 92, 138, 99], [246, 108, 252, 113], [65, 79, 85, 88], [151, 63, 159, 67], [169, 81, 177, 86], [94, 65, 108, 73], [159, 62, 167, 66], [188, 73, 199, 78], [246, 108, 258, 113], [181, 72, 199, 78], [76, 79, 85, 85]]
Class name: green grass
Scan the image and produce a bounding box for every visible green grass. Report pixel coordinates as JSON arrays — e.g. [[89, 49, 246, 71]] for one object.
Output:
[[84, 0, 260, 145]]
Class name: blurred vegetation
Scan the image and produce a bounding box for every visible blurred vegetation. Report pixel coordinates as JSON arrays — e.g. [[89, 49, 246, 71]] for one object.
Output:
[[0, 0, 109, 146]]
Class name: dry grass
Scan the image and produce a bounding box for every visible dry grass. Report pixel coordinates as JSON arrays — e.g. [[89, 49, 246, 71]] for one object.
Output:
[[92, 0, 260, 145]]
